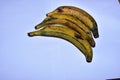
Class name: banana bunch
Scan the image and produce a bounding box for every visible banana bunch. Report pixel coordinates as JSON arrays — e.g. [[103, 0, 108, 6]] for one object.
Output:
[[27, 6, 99, 63]]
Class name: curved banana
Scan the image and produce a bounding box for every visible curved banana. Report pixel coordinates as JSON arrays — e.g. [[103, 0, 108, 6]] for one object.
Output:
[[35, 17, 95, 47], [28, 25, 93, 62], [47, 6, 99, 38]]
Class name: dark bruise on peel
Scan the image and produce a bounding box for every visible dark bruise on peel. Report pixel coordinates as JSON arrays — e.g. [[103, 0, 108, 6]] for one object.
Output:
[[75, 34, 83, 39], [68, 7, 71, 9], [57, 8, 63, 13], [47, 18, 56, 21]]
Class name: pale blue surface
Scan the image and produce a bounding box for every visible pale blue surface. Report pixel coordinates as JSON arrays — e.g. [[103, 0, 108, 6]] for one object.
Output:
[[0, 0, 120, 80]]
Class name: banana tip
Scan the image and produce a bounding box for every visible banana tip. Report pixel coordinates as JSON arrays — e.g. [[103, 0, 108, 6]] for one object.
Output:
[[46, 13, 48, 16], [27, 32, 34, 37], [94, 34, 99, 38], [93, 29, 99, 38], [86, 59, 92, 63], [35, 26, 38, 29]]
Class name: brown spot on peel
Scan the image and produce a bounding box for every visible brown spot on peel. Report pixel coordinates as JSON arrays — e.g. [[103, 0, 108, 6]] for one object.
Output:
[[57, 8, 63, 13]]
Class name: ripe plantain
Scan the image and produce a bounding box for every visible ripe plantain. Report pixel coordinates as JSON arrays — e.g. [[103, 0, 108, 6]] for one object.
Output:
[[35, 17, 95, 47], [28, 25, 93, 62], [47, 6, 99, 38]]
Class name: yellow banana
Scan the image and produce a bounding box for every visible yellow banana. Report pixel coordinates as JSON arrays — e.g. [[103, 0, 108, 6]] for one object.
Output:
[[47, 6, 99, 38], [28, 25, 93, 62], [35, 17, 95, 47], [78, 39, 93, 62]]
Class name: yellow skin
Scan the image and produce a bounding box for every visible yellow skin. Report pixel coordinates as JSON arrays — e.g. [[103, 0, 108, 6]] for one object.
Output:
[[47, 6, 99, 38], [35, 17, 95, 47], [28, 26, 93, 62], [46, 14, 90, 35]]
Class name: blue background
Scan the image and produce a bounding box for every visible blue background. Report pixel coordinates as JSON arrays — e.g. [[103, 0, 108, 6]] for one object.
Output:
[[1, 0, 120, 80]]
